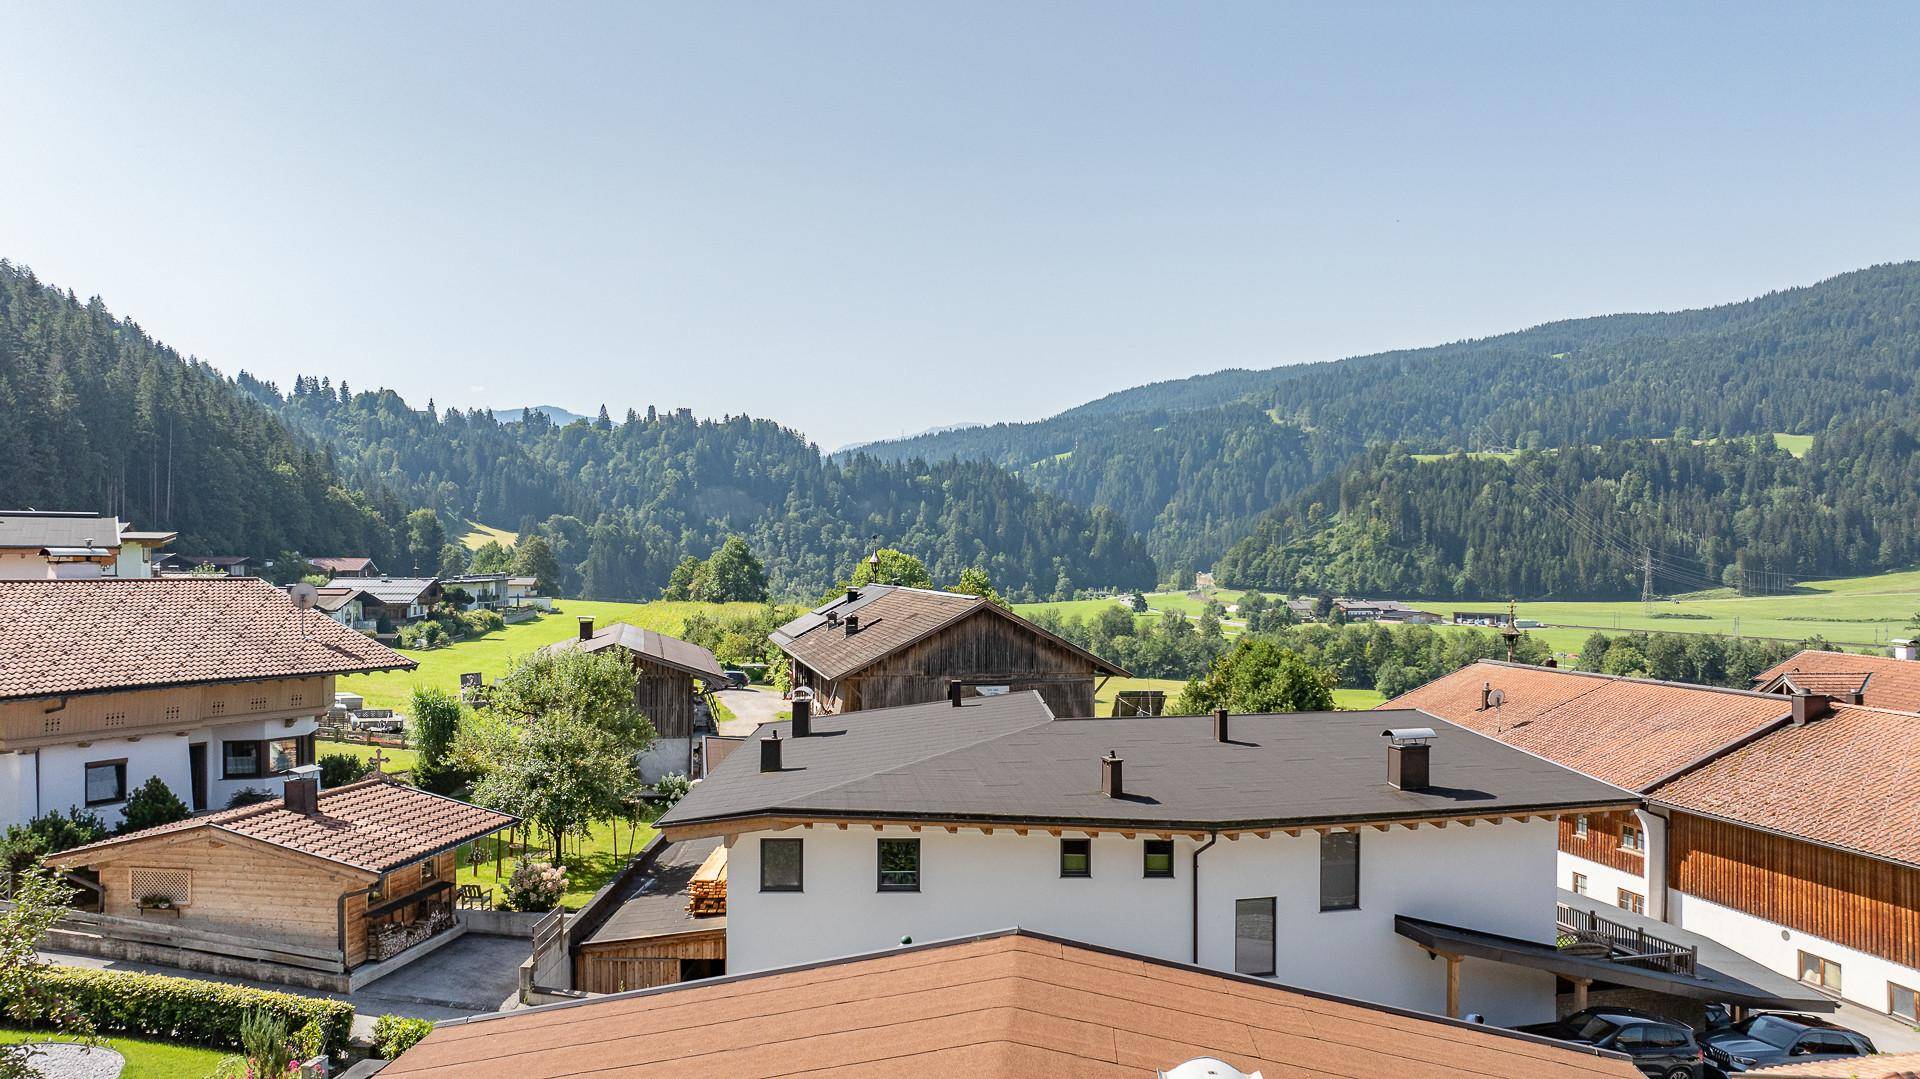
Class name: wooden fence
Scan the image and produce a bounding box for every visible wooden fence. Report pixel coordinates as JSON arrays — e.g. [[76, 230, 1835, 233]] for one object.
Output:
[[1556, 902, 1697, 976]]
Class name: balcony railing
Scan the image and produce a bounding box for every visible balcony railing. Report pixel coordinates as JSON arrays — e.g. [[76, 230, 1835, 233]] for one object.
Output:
[[1556, 902, 1697, 977]]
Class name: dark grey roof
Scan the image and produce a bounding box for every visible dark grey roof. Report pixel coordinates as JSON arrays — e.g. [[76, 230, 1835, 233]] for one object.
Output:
[[547, 623, 728, 684], [658, 693, 1638, 833], [355, 577, 439, 603], [0, 512, 124, 550], [581, 836, 725, 946]]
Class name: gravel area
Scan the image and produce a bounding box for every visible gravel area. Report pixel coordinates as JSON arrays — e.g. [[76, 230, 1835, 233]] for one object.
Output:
[[19, 1043, 125, 1079]]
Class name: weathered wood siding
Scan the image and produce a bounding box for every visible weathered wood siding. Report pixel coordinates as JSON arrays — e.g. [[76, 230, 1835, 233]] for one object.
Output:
[[819, 609, 1099, 717], [1671, 811, 1920, 968], [0, 675, 332, 751], [1559, 811, 1647, 875], [574, 928, 726, 994], [633, 662, 695, 740]]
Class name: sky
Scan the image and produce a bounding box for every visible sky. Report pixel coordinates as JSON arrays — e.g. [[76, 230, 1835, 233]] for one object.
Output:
[[4, 5, 1920, 450]]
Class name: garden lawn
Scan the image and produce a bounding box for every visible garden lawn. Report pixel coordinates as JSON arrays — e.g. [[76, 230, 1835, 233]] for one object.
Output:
[[317, 739, 420, 774], [0, 1027, 227, 1079], [457, 815, 658, 911], [337, 599, 765, 712]]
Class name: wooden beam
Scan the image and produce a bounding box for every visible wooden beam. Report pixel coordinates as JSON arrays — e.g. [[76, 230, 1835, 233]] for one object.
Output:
[[1445, 953, 1461, 1019], [1571, 977, 1590, 1012]]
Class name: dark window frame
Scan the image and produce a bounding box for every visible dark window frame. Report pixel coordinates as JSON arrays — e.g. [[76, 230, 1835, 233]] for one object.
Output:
[[760, 837, 804, 893], [222, 739, 262, 779], [1234, 896, 1276, 976], [1143, 838, 1174, 878], [1891, 981, 1919, 1023], [877, 837, 920, 892], [83, 759, 128, 806], [1319, 830, 1360, 911], [1059, 837, 1091, 878]]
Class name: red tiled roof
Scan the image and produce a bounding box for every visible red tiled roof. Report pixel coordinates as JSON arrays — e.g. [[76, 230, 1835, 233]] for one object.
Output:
[[1654, 702, 1920, 866], [51, 777, 515, 875], [383, 930, 1641, 1078], [1385, 661, 1788, 792], [1755, 649, 1920, 711], [1746, 1050, 1920, 1077], [0, 578, 413, 701], [309, 556, 376, 573]]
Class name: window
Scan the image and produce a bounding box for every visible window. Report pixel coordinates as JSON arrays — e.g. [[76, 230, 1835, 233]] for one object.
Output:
[[421, 857, 440, 883], [223, 740, 261, 779], [1646, 1025, 1691, 1050], [877, 838, 920, 892], [760, 838, 803, 892], [1619, 822, 1646, 853], [1234, 897, 1276, 976], [129, 868, 191, 907], [1060, 838, 1091, 878], [266, 737, 301, 774], [1798, 950, 1842, 993], [84, 760, 127, 806], [1571, 872, 1588, 896], [1573, 815, 1589, 838], [1892, 982, 1919, 1023], [1611, 1026, 1645, 1049], [1143, 839, 1174, 878], [1617, 888, 1645, 915], [1319, 831, 1360, 911]]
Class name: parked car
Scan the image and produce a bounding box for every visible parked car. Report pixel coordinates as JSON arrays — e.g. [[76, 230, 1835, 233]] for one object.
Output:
[[1700, 1012, 1875, 1073], [1518, 1008, 1702, 1079], [722, 669, 750, 688]]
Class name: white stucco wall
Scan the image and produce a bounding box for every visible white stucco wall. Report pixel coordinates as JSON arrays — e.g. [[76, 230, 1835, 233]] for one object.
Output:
[[1558, 850, 1649, 910], [1670, 890, 1918, 1017], [725, 818, 1562, 1024]]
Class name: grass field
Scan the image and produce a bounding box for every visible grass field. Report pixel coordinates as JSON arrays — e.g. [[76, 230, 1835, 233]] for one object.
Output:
[[0, 1027, 228, 1079], [317, 739, 420, 773], [336, 599, 765, 711], [456, 519, 519, 551], [457, 816, 658, 910]]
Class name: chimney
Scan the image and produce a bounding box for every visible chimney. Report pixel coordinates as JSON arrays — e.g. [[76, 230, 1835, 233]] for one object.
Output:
[[1790, 691, 1830, 725], [1100, 750, 1123, 798], [577, 616, 594, 641], [1543, 658, 1558, 669], [1213, 708, 1230, 743], [1479, 682, 1492, 710], [948, 680, 965, 708], [791, 692, 812, 737], [844, 613, 860, 635], [760, 731, 784, 772], [846, 587, 860, 605], [1894, 639, 1918, 662], [1382, 728, 1435, 791], [282, 764, 321, 815]]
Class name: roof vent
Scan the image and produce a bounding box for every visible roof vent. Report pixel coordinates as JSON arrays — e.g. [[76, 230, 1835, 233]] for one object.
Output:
[[577, 616, 594, 641], [1213, 708, 1230, 743], [1382, 727, 1435, 791], [282, 764, 322, 815], [760, 731, 784, 773], [1790, 691, 1830, 725], [844, 613, 860, 635], [790, 687, 813, 737], [1100, 750, 1123, 798], [948, 680, 964, 708], [846, 587, 860, 604]]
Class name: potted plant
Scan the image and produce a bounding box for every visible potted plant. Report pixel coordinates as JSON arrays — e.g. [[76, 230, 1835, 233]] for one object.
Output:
[[137, 893, 180, 915]]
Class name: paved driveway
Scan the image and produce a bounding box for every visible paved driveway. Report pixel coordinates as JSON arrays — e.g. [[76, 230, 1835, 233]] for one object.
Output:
[[715, 685, 785, 736]]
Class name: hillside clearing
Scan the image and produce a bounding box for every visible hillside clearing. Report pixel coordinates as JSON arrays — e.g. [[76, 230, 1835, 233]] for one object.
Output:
[[456, 519, 519, 550]]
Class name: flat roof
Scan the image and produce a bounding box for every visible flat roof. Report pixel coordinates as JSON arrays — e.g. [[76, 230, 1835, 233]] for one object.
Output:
[[580, 836, 725, 947]]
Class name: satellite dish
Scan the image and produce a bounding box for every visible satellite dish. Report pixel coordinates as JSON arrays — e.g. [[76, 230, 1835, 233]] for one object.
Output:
[[1160, 1059, 1263, 1079], [287, 582, 320, 610], [1487, 688, 1506, 709]]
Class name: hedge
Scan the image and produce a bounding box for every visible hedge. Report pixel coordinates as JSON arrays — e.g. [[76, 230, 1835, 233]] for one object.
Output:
[[11, 966, 354, 1055]]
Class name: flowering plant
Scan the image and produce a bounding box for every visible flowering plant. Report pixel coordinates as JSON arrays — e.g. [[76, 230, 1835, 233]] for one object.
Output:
[[503, 859, 568, 911]]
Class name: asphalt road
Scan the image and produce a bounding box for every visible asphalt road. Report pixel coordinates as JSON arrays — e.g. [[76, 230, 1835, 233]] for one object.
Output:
[[714, 685, 786, 736]]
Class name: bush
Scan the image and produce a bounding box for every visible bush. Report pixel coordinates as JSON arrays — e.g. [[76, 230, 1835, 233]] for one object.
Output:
[[318, 752, 374, 788], [1, 808, 107, 873], [501, 859, 567, 912], [459, 609, 505, 636], [226, 787, 275, 808], [11, 966, 354, 1054], [408, 686, 465, 792], [373, 1014, 435, 1058], [118, 776, 190, 833], [653, 772, 692, 809]]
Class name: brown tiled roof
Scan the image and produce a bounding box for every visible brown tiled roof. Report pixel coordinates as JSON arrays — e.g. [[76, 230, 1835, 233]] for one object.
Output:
[[771, 584, 1126, 682], [1746, 1050, 1920, 1077], [1654, 702, 1920, 866], [51, 777, 515, 876], [549, 623, 728, 684], [0, 578, 414, 701], [382, 929, 1641, 1078], [1385, 661, 1788, 792], [309, 556, 376, 573], [1755, 649, 1920, 711]]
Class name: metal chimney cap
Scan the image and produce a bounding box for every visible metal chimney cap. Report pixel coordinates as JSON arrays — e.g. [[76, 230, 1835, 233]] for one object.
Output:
[[1381, 727, 1436, 745]]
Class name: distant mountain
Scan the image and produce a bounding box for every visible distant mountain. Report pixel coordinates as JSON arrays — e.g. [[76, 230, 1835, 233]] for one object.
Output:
[[835, 421, 983, 455], [494, 405, 589, 425]]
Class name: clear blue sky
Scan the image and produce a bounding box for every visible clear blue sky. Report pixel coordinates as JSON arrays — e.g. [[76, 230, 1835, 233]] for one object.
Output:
[[4, 5, 1918, 449]]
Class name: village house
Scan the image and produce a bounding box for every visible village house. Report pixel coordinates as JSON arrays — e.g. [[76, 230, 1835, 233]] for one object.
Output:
[[155, 553, 256, 577], [1394, 658, 1920, 1026], [0, 510, 176, 580], [546, 617, 728, 782], [656, 691, 1645, 1024], [48, 770, 514, 990], [0, 577, 414, 829], [769, 583, 1128, 717], [383, 928, 1644, 1079], [442, 572, 549, 612], [308, 555, 381, 578], [314, 584, 380, 633], [354, 576, 442, 626], [1751, 647, 1920, 711]]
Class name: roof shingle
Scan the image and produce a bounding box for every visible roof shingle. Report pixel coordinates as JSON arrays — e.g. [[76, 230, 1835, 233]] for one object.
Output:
[[1755, 649, 1920, 712], [0, 578, 413, 701], [549, 623, 728, 683]]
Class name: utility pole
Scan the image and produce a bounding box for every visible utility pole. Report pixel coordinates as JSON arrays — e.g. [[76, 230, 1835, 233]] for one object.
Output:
[[1641, 548, 1654, 616]]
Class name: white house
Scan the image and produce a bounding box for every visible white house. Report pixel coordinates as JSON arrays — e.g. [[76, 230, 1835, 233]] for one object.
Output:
[[0, 578, 413, 829], [0, 510, 176, 580], [656, 692, 1641, 1025]]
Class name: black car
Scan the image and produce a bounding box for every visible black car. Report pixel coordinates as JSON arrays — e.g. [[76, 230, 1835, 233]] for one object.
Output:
[[1519, 1008, 1702, 1079], [1700, 1012, 1876, 1073], [722, 668, 750, 688]]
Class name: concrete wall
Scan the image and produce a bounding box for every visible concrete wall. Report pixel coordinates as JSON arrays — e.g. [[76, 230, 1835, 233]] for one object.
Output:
[[1671, 890, 1919, 1018], [637, 737, 692, 785], [724, 818, 1561, 1024]]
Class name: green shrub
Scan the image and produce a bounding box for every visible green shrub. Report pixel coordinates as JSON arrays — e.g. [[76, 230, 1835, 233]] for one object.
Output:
[[502, 859, 567, 912], [653, 772, 692, 809], [225, 787, 275, 808], [1, 808, 107, 873], [12, 966, 353, 1054], [459, 609, 505, 636], [118, 776, 190, 833], [373, 1013, 435, 1058], [318, 752, 374, 788]]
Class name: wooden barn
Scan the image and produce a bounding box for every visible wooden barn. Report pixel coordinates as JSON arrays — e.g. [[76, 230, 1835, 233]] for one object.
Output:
[[769, 585, 1127, 717], [48, 771, 514, 990], [570, 836, 727, 995], [548, 618, 729, 782]]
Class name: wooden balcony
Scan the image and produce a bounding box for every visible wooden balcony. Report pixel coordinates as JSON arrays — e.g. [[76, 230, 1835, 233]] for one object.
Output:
[[1555, 902, 1697, 977]]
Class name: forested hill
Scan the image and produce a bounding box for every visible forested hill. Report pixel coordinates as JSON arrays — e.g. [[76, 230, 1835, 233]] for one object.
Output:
[[0, 262, 408, 560], [1214, 423, 1920, 600], [250, 381, 1156, 600], [846, 264, 1920, 577]]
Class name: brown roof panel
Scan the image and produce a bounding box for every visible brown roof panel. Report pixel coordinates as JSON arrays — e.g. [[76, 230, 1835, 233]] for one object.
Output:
[[1755, 649, 1920, 711], [382, 930, 1641, 1078], [1386, 661, 1788, 792], [1654, 702, 1920, 866], [51, 776, 515, 875], [0, 578, 414, 701], [549, 623, 728, 684]]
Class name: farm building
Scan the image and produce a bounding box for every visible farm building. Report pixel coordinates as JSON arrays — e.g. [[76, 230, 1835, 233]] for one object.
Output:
[[547, 617, 729, 782]]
